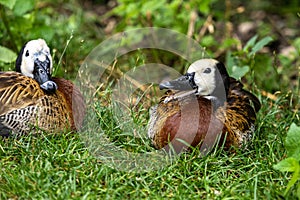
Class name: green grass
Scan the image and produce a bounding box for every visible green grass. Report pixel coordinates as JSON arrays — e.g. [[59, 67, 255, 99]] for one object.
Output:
[[0, 93, 298, 199]]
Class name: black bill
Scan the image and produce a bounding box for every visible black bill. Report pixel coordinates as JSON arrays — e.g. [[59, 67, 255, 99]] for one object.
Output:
[[159, 72, 197, 91], [33, 56, 57, 93]]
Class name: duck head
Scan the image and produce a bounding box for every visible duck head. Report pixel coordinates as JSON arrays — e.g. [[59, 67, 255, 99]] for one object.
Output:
[[160, 59, 230, 105], [15, 39, 57, 93]]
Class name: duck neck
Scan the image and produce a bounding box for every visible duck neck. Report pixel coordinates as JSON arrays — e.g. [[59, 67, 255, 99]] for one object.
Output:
[[203, 95, 226, 111]]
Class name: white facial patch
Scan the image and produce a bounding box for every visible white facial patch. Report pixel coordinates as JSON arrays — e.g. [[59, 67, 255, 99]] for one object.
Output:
[[36, 53, 47, 62], [20, 39, 52, 78], [187, 59, 219, 95]]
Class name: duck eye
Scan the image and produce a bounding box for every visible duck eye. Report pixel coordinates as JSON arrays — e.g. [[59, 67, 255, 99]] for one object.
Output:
[[25, 50, 29, 57], [203, 68, 211, 74]]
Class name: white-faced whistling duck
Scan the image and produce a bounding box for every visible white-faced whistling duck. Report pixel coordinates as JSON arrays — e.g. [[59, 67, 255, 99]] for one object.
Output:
[[0, 39, 85, 137], [148, 59, 261, 153]]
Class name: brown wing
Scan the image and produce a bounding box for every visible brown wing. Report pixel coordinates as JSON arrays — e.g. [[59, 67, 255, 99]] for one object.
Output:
[[0, 72, 44, 115], [0, 72, 45, 136], [219, 78, 261, 147], [228, 77, 261, 112]]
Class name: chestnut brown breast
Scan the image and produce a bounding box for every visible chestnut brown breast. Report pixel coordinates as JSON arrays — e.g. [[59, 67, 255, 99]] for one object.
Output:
[[148, 92, 224, 153]]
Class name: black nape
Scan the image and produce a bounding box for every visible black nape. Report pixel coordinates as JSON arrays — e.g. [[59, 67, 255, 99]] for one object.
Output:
[[216, 62, 230, 96], [15, 43, 27, 73]]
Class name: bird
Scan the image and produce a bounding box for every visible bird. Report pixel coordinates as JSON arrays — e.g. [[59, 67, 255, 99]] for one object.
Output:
[[0, 39, 85, 137], [147, 59, 261, 154]]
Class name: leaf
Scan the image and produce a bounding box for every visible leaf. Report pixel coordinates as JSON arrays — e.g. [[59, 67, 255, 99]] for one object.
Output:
[[293, 38, 300, 53], [273, 157, 299, 172], [274, 157, 300, 196], [0, 0, 16, 9], [0, 46, 17, 63], [141, 0, 165, 15], [249, 36, 273, 56], [285, 123, 300, 160], [274, 124, 300, 197], [198, 0, 211, 15], [243, 35, 258, 52], [13, 0, 35, 16], [285, 164, 300, 196], [228, 65, 250, 80], [297, 183, 300, 199], [225, 51, 235, 74], [29, 25, 55, 42]]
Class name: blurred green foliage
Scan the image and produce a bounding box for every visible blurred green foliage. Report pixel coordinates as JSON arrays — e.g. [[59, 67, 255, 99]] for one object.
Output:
[[0, 0, 299, 95], [109, 0, 299, 96], [110, 0, 217, 33], [226, 35, 273, 80], [0, 0, 98, 78]]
